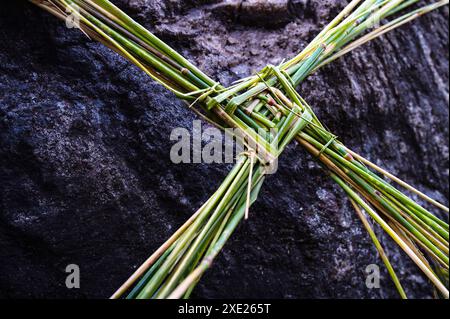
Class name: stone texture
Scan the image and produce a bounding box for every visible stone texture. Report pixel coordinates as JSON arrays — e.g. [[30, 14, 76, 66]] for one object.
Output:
[[0, 0, 448, 298]]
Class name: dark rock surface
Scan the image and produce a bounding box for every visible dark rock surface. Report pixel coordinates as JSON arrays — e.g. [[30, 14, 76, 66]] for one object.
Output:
[[0, 0, 448, 299]]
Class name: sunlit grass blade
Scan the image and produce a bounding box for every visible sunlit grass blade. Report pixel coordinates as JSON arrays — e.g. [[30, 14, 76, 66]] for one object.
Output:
[[350, 199, 408, 299]]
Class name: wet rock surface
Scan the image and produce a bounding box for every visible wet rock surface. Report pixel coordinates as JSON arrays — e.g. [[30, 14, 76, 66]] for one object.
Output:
[[0, 1, 448, 298]]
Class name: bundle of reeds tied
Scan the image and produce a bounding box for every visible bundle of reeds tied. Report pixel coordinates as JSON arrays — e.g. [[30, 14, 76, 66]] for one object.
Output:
[[30, 0, 449, 299]]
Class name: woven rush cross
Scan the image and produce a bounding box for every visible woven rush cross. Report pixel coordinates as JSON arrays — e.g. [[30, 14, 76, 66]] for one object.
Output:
[[30, 0, 449, 299]]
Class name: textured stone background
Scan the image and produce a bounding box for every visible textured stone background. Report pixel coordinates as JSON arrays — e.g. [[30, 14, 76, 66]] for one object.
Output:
[[0, 0, 448, 299]]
